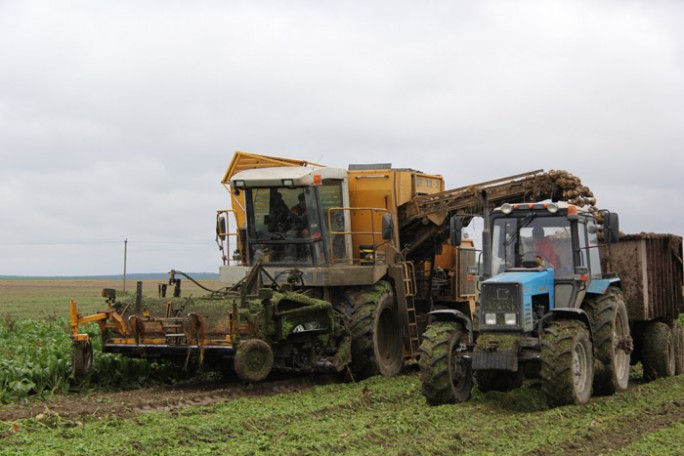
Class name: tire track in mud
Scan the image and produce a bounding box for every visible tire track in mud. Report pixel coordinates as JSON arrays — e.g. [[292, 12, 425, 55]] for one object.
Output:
[[0, 374, 342, 423], [528, 399, 684, 455]]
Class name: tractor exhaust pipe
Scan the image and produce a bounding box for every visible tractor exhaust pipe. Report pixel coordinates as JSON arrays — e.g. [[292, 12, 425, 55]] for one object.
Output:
[[481, 190, 492, 280]]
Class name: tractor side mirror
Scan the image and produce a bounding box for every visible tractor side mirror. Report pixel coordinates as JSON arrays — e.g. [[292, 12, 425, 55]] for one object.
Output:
[[216, 214, 227, 241], [450, 215, 463, 247], [381, 214, 394, 241], [604, 212, 620, 244]]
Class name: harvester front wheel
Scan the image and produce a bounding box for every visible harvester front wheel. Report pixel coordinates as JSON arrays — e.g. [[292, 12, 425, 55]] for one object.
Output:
[[342, 281, 403, 379], [642, 321, 675, 381], [419, 321, 472, 405], [72, 339, 93, 379], [234, 339, 274, 383], [585, 288, 631, 395], [541, 320, 593, 406]]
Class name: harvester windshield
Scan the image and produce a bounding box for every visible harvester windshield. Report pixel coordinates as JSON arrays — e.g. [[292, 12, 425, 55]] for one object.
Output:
[[244, 181, 347, 266]]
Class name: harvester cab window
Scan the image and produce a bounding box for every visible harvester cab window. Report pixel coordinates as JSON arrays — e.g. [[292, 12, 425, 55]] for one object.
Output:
[[246, 187, 326, 266], [319, 181, 347, 261]]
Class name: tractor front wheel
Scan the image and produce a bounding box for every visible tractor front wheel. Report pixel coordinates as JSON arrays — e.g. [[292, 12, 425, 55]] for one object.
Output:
[[541, 320, 593, 406], [419, 321, 472, 405]]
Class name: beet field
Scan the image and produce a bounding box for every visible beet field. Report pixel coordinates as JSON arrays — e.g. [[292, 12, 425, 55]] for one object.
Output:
[[2, 278, 684, 455]]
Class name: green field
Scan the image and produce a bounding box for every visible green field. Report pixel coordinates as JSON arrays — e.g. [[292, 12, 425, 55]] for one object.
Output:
[[2, 278, 684, 455], [0, 278, 221, 321]]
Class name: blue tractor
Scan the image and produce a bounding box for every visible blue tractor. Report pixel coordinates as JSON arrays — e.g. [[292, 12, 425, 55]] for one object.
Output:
[[419, 199, 632, 407]]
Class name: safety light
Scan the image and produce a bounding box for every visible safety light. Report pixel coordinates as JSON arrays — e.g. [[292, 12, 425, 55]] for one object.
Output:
[[313, 174, 323, 185], [485, 313, 497, 325], [501, 203, 513, 215]]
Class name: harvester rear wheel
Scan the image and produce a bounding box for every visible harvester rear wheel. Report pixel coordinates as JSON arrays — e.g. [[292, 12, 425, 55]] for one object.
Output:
[[475, 369, 523, 393], [541, 320, 593, 406], [642, 321, 675, 381], [234, 339, 274, 383], [419, 321, 472, 405], [72, 339, 93, 379], [585, 288, 631, 395], [340, 281, 403, 379]]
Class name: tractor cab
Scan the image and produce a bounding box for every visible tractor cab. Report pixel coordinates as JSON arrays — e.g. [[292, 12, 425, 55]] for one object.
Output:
[[477, 202, 618, 333]]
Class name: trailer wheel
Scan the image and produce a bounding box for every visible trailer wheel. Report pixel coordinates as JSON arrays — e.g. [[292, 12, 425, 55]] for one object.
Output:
[[541, 320, 593, 406], [234, 339, 274, 383], [585, 288, 632, 395], [475, 369, 523, 393], [419, 321, 472, 405], [340, 281, 403, 379], [673, 325, 684, 375], [642, 321, 675, 381], [72, 339, 93, 379]]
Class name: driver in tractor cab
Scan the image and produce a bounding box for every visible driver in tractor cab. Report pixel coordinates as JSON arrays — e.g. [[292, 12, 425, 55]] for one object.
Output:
[[529, 225, 557, 269]]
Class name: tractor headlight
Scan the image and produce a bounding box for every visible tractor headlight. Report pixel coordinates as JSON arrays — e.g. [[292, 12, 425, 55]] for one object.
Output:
[[504, 313, 517, 325], [501, 203, 513, 215], [485, 313, 497, 325]]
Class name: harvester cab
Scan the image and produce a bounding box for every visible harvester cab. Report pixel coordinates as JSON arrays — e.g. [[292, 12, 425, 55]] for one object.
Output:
[[229, 166, 355, 269]]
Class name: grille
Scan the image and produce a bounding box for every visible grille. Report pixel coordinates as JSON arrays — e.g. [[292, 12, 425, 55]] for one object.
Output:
[[480, 283, 520, 314]]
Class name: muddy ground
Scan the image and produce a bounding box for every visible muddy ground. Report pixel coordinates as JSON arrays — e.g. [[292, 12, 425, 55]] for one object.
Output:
[[0, 373, 341, 424]]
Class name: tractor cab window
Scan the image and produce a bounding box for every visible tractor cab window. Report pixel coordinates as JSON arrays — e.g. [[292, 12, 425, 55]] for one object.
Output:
[[492, 216, 573, 278], [246, 187, 325, 265]]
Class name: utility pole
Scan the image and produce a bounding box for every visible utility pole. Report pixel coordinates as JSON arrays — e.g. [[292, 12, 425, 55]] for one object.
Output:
[[123, 238, 128, 293]]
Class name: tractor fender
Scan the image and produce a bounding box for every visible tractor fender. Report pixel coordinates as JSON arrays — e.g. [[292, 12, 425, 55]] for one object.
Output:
[[538, 308, 593, 340], [428, 309, 474, 344]]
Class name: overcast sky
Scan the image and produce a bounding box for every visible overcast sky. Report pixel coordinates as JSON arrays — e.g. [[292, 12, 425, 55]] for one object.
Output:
[[1, 0, 683, 276]]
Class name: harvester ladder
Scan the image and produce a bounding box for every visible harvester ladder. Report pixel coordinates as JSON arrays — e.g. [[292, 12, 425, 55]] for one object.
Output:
[[400, 261, 421, 356]]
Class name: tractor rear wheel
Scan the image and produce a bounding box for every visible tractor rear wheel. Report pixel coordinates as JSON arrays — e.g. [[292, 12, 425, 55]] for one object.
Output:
[[234, 339, 274, 383], [339, 281, 403, 379], [72, 339, 93, 379], [585, 288, 632, 395], [475, 369, 523, 393], [541, 320, 593, 406], [419, 321, 472, 405], [642, 321, 675, 381]]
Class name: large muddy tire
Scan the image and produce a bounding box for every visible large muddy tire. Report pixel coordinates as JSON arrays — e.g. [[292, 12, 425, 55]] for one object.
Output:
[[339, 281, 403, 379], [234, 339, 274, 383], [584, 288, 632, 395], [72, 339, 93, 379], [673, 325, 684, 375], [642, 321, 675, 381], [475, 369, 523, 393], [541, 320, 593, 407], [419, 321, 472, 405]]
